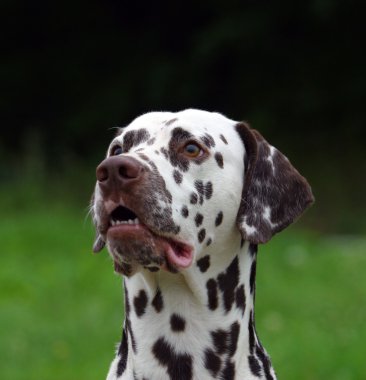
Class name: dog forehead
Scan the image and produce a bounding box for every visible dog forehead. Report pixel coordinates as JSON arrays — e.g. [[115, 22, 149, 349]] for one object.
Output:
[[121, 109, 238, 141]]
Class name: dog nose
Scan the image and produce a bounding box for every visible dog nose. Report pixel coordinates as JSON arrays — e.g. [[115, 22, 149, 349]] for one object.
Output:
[[96, 156, 144, 191]]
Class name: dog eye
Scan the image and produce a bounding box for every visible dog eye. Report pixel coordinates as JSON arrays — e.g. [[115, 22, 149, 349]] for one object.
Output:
[[183, 143, 202, 158], [110, 145, 123, 156]]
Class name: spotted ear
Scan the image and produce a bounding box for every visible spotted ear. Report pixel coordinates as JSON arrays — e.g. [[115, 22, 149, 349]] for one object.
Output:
[[236, 122, 314, 244]]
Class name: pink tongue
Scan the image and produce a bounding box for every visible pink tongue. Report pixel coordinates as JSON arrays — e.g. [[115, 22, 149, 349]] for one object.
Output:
[[165, 243, 193, 269]]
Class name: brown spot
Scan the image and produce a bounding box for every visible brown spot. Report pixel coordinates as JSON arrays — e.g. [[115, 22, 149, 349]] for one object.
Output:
[[116, 327, 128, 376], [215, 211, 223, 227], [152, 338, 193, 380], [248, 355, 261, 377], [181, 206, 189, 218], [165, 118, 178, 126], [152, 288, 164, 313], [220, 134, 228, 144], [211, 329, 228, 354], [147, 137, 156, 145], [235, 284, 246, 315], [195, 213, 204, 227], [205, 182, 213, 200], [194, 180, 205, 205], [138, 153, 149, 161], [170, 314, 186, 332], [173, 170, 183, 184], [250, 260, 257, 294], [198, 228, 206, 243], [133, 290, 148, 317], [201, 133, 216, 148], [190, 193, 198, 204], [167, 127, 193, 172], [221, 360, 235, 379], [206, 279, 218, 310], [217, 256, 240, 313], [197, 255, 210, 272], [204, 349, 222, 377], [195, 180, 212, 202], [122, 129, 150, 153], [255, 345, 275, 380], [215, 152, 224, 168], [228, 322, 240, 357], [194, 180, 204, 194]]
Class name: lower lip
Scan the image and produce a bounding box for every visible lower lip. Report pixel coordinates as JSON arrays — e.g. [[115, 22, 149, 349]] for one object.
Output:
[[106, 223, 194, 270], [107, 223, 145, 237]]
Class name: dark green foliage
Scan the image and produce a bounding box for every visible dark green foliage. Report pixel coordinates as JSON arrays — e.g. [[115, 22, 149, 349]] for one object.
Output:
[[1, 1, 365, 229]]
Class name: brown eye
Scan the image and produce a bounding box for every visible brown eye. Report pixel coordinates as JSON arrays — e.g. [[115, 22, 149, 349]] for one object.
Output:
[[110, 145, 123, 156], [183, 143, 202, 158]]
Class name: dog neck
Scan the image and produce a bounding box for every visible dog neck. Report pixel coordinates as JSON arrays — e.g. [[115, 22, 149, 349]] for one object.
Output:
[[107, 239, 276, 380]]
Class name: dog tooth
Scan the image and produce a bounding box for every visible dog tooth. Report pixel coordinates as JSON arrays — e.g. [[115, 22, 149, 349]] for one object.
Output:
[[111, 220, 116, 226], [134, 218, 139, 224]]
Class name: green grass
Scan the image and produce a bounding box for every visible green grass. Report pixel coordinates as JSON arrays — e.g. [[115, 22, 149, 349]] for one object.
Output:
[[0, 205, 122, 380], [257, 230, 366, 380], [1, 203, 365, 379]]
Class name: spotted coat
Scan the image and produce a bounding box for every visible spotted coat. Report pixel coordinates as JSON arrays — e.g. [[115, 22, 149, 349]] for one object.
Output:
[[91, 109, 314, 380]]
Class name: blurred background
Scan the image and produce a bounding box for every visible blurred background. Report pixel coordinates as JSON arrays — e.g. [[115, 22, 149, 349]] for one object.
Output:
[[1, 0, 365, 379]]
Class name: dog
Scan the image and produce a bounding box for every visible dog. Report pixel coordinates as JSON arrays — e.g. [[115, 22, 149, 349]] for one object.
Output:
[[91, 109, 314, 380]]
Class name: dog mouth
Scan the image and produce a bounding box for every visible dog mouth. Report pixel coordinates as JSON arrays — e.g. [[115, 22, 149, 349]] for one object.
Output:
[[109, 205, 140, 227], [99, 204, 193, 274]]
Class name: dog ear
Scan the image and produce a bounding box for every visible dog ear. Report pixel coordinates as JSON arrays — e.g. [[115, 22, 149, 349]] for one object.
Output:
[[236, 122, 314, 244]]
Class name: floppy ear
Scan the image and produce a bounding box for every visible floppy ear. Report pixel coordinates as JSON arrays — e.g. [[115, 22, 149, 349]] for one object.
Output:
[[236, 122, 314, 244]]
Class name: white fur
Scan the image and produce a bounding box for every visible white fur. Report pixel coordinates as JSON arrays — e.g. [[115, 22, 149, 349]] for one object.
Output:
[[93, 109, 277, 380]]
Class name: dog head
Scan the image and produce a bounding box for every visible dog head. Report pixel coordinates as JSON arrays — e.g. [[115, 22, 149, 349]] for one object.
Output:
[[91, 109, 314, 276]]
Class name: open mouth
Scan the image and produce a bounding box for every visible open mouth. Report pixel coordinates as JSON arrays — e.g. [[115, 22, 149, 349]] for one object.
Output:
[[109, 205, 140, 226], [105, 205, 193, 272]]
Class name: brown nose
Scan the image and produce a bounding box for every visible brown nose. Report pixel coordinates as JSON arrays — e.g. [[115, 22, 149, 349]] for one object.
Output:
[[96, 156, 144, 193]]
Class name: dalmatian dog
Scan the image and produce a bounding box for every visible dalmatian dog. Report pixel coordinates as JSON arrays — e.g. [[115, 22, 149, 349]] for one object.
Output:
[[91, 109, 314, 380]]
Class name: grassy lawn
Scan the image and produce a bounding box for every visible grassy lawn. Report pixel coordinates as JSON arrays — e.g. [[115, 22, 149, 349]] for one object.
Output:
[[257, 231, 366, 380], [0, 202, 365, 379]]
